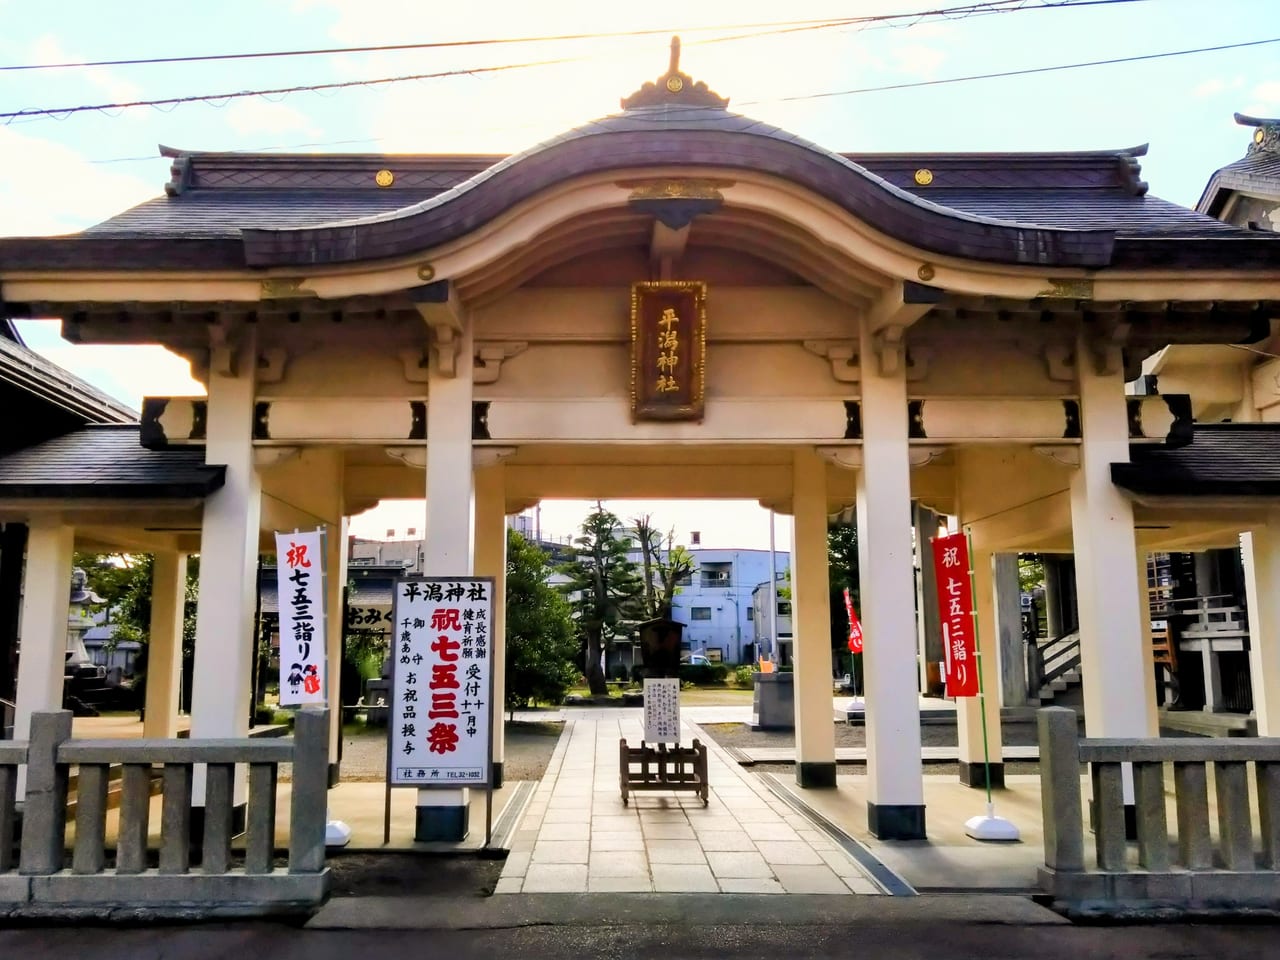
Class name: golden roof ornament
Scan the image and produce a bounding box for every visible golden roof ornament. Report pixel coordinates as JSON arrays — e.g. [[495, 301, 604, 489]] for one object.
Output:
[[621, 36, 729, 111]]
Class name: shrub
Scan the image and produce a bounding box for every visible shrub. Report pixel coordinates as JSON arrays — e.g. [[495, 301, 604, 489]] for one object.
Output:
[[678, 662, 730, 686], [733, 665, 756, 687]]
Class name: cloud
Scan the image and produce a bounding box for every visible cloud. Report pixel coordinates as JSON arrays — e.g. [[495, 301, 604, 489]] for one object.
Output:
[[296, 0, 865, 153], [27, 34, 142, 109], [890, 43, 945, 78], [1251, 80, 1280, 109], [0, 126, 157, 236], [14, 321, 204, 411], [1193, 76, 1246, 99], [225, 99, 322, 138]]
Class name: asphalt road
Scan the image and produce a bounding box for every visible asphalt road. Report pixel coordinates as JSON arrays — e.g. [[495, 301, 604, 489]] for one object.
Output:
[[2, 915, 1279, 959]]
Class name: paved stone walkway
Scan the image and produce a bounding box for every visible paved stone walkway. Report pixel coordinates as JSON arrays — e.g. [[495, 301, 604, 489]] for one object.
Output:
[[497, 711, 884, 894]]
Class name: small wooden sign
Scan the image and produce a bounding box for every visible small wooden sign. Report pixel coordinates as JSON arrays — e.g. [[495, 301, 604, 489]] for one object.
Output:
[[630, 281, 706, 421]]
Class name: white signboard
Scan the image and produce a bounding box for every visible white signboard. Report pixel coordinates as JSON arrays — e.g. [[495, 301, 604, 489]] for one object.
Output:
[[643, 678, 681, 744], [275, 530, 327, 706], [389, 577, 494, 786]]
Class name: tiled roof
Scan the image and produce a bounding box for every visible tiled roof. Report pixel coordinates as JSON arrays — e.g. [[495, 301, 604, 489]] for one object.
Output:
[[0, 337, 136, 424], [0, 425, 224, 498], [85, 190, 441, 238], [2, 104, 1275, 271], [1197, 150, 1280, 217], [1113, 424, 1280, 496]]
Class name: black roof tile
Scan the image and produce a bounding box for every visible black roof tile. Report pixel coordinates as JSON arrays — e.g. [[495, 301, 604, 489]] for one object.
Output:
[[1113, 424, 1280, 496], [0, 425, 224, 498]]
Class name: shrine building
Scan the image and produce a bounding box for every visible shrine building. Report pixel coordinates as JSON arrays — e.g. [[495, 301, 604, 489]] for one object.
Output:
[[2, 47, 1280, 845]]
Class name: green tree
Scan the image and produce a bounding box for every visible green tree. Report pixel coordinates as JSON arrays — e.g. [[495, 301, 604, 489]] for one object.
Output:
[[827, 522, 862, 689], [505, 530, 578, 712], [559, 504, 644, 695], [632, 514, 696, 620], [75, 552, 201, 711]]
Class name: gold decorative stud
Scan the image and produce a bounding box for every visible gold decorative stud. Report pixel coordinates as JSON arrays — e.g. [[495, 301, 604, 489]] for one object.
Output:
[[914, 168, 934, 186], [417, 263, 436, 282], [666, 75, 684, 93], [917, 263, 936, 281], [1256, 128, 1266, 144], [375, 169, 395, 187]]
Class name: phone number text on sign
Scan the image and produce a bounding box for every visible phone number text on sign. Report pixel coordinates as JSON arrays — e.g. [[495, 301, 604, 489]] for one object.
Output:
[[388, 577, 494, 787]]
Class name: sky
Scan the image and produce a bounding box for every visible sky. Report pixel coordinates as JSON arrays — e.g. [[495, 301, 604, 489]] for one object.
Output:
[[1, 0, 1277, 547]]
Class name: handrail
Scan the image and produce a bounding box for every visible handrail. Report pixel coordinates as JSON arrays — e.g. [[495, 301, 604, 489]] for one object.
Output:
[[59, 738, 294, 764]]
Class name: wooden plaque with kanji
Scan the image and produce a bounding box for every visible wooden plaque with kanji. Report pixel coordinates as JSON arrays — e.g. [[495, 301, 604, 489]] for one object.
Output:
[[630, 281, 707, 422]]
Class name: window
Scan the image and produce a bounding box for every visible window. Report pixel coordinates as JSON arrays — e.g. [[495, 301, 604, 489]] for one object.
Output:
[[777, 602, 791, 616], [746, 607, 754, 621], [691, 607, 712, 621]]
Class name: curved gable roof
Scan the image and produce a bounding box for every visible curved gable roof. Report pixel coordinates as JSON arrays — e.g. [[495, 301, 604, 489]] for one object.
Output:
[[241, 104, 1117, 269]]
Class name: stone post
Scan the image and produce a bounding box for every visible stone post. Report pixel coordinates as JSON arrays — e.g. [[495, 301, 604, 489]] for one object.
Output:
[[289, 707, 331, 874], [18, 710, 71, 875], [1037, 706, 1083, 872]]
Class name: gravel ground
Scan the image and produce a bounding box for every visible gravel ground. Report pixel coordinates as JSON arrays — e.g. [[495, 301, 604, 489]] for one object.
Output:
[[338, 720, 564, 782], [698, 720, 1043, 778]]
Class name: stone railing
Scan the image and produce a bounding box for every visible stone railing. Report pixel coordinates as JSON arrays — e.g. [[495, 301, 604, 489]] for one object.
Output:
[[0, 708, 329, 919], [1038, 706, 1280, 916]]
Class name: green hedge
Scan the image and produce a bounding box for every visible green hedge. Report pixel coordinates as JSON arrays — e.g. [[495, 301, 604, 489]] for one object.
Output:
[[678, 662, 730, 686]]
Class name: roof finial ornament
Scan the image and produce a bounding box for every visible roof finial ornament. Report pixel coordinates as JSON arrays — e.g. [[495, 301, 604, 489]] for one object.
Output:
[[1235, 112, 1280, 155], [620, 35, 729, 111]]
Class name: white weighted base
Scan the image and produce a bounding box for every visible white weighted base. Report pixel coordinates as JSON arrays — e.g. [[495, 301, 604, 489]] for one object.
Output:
[[325, 819, 352, 848], [964, 804, 1020, 842]]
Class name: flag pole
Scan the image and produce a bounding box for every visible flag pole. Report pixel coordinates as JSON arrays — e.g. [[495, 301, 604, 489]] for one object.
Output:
[[962, 526, 1019, 842]]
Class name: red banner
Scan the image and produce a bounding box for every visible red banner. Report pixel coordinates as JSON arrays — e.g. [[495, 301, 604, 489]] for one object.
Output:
[[843, 588, 863, 653], [930, 532, 979, 697]]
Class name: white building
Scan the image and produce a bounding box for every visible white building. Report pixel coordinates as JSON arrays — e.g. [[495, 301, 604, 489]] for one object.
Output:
[[665, 548, 789, 665]]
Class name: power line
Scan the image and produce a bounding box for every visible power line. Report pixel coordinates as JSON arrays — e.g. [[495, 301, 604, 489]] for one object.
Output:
[[0, 0, 1151, 125], [744, 36, 1280, 105], [0, 1, 1124, 72], [0, 57, 579, 124]]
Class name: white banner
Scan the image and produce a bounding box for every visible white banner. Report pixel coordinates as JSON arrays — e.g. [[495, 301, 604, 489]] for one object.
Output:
[[275, 530, 327, 706], [643, 677, 681, 744], [389, 577, 494, 786]]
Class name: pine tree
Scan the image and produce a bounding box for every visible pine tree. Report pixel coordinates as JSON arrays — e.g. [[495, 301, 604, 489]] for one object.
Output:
[[559, 505, 644, 695]]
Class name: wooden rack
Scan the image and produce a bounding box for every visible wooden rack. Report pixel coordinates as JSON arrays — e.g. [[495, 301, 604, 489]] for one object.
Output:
[[619, 738, 709, 805]]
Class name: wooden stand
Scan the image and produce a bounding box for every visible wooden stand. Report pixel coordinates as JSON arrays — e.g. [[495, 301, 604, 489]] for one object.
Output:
[[619, 738, 709, 805]]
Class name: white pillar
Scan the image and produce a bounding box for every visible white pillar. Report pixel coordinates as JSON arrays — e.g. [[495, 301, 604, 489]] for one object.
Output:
[[14, 519, 74, 740], [144, 552, 187, 739], [192, 330, 261, 806], [955, 548, 1006, 788], [473, 462, 507, 784], [856, 323, 925, 839], [418, 313, 474, 840], [792, 449, 836, 786], [14, 518, 73, 796], [1243, 517, 1280, 735], [1070, 340, 1154, 741]]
